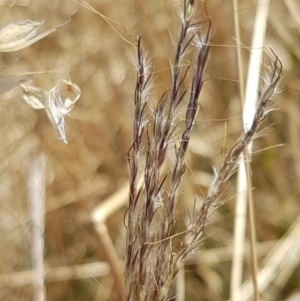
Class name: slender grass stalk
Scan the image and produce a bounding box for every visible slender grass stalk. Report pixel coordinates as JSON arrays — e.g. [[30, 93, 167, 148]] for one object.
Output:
[[231, 0, 271, 300], [246, 151, 259, 301], [230, 1, 247, 297], [94, 222, 124, 294], [27, 154, 46, 301], [176, 267, 185, 301]]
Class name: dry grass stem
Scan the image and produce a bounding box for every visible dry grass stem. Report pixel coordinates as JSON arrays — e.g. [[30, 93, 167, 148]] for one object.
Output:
[[92, 183, 130, 224], [230, 0, 247, 297], [27, 154, 46, 301], [176, 266, 185, 301], [0, 262, 114, 286], [91, 183, 131, 294], [94, 222, 124, 295], [232, 0, 271, 299]]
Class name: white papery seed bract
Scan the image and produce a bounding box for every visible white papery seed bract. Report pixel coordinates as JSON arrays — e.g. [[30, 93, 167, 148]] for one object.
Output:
[[22, 79, 81, 143]]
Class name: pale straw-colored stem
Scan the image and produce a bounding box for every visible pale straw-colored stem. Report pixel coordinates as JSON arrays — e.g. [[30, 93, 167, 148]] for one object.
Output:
[[0, 262, 114, 286], [230, 0, 247, 299], [176, 266, 185, 301], [231, 0, 271, 300], [27, 154, 46, 301], [94, 222, 124, 294]]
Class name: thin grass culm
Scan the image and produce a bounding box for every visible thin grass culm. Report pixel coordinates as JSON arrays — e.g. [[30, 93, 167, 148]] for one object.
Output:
[[124, 1, 282, 301]]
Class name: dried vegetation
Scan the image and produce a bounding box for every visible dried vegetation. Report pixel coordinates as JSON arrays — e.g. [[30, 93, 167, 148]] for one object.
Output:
[[0, 0, 299, 301]]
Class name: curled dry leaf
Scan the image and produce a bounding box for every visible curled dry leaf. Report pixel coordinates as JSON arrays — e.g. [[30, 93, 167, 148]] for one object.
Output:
[[21, 85, 47, 109]]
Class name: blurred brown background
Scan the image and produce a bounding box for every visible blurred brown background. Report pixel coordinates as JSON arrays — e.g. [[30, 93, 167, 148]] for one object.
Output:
[[0, 0, 299, 300]]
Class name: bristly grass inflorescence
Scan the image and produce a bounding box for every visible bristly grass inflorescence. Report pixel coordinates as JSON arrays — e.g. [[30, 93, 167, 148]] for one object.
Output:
[[124, 1, 282, 301]]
